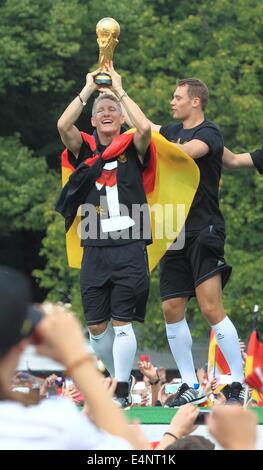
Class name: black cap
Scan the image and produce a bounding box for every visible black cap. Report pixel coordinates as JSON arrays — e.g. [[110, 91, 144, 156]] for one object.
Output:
[[0, 266, 42, 356]]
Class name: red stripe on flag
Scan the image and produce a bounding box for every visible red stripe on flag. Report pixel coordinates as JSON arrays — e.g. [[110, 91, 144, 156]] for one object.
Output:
[[246, 330, 263, 370]]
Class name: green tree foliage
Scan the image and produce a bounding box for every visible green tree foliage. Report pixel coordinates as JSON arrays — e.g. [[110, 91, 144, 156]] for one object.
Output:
[[1, 0, 263, 348], [33, 187, 84, 324], [0, 0, 83, 93], [0, 0, 84, 153], [0, 135, 55, 232]]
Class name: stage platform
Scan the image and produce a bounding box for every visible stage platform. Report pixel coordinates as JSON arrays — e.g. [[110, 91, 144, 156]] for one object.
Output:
[[126, 406, 263, 424], [126, 407, 263, 450]]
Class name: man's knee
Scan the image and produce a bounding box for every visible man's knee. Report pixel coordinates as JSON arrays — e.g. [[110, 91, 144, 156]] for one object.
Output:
[[196, 276, 225, 324], [89, 321, 108, 336], [162, 298, 188, 323], [199, 301, 224, 324]]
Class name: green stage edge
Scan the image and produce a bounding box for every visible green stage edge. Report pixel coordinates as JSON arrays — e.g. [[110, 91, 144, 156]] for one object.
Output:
[[126, 406, 263, 424]]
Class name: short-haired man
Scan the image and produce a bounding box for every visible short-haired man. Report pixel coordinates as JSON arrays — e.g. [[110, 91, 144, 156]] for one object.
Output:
[[56, 66, 152, 407], [122, 78, 245, 405]]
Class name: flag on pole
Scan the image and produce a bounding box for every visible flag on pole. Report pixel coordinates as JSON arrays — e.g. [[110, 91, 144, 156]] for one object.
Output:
[[207, 330, 230, 394], [245, 330, 263, 404], [207, 330, 230, 379]]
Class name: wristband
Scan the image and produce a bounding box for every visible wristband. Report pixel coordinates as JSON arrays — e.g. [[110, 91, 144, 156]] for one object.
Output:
[[117, 91, 127, 102], [78, 94, 87, 106], [163, 432, 178, 440]]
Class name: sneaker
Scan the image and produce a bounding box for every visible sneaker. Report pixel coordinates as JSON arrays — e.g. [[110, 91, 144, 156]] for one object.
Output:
[[113, 380, 133, 409], [226, 382, 246, 405], [113, 396, 132, 409], [221, 384, 231, 400], [165, 383, 207, 407]]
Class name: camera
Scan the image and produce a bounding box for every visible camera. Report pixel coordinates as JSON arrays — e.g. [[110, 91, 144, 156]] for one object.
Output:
[[27, 305, 44, 344], [55, 377, 65, 388], [194, 410, 210, 425]]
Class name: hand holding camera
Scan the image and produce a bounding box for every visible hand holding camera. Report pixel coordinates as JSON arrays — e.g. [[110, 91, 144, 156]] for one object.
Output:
[[194, 409, 210, 425], [166, 403, 200, 439]]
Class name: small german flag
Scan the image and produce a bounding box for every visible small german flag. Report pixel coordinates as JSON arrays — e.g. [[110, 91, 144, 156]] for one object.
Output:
[[245, 330, 263, 404]]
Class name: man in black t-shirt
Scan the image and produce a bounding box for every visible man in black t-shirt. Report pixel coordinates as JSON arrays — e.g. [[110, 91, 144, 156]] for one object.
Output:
[[223, 146, 263, 174], [121, 78, 245, 406], [57, 64, 151, 408]]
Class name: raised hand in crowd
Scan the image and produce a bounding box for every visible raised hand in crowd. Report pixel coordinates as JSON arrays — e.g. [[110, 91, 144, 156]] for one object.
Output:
[[138, 360, 161, 405], [39, 373, 58, 397], [62, 384, 84, 405], [207, 405, 257, 450], [138, 360, 159, 384], [156, 404, 199, 449]]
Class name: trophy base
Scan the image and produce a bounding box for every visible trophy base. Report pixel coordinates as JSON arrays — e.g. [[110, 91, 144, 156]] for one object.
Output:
[[94, 72, 112, 86]]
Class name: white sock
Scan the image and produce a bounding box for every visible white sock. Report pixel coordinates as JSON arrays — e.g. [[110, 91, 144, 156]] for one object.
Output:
[[113, 323, 137, 382], [89, 323, 115, 377], [212, 316, 244, 383], [166, 319, 197, 386]]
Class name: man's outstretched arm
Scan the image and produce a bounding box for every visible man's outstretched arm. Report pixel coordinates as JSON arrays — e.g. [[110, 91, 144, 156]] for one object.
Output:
[[223, 147, 254, 169]]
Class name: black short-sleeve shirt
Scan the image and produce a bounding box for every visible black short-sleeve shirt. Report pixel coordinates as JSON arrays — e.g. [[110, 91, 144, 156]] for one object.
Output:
[[68, 140, 152, 247], [251, 147, 263, 174], [160, 120, 224, 231]]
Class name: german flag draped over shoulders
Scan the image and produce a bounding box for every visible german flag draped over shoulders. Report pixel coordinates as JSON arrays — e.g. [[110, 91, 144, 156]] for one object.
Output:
[[58, 128, 200, 271]]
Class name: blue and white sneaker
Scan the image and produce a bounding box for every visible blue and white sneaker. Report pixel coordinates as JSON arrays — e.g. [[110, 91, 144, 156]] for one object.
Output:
[[165, 383, 207, 407]]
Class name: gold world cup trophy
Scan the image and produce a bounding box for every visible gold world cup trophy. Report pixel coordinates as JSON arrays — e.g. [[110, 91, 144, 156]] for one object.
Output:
[[94, 17, 120, 86]]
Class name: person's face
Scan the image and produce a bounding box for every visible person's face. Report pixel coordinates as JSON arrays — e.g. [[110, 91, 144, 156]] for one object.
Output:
[[91, 99, 124, 137], [170, 85, 199, 120]]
